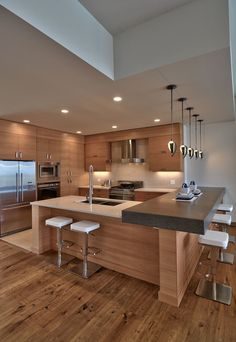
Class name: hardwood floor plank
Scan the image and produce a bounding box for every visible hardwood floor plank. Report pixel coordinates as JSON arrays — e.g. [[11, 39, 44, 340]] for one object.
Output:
[[0, 238, 235, 342]]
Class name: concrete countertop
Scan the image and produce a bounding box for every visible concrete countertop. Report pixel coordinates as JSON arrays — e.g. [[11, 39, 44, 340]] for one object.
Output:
[[31, 195, 141, 219], [122, 187, 225, 234], [134, 187, 177, 192]]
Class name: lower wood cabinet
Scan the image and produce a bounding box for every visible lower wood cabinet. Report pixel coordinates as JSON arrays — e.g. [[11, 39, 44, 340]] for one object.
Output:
[[135, 191, 167, 202], [78, 187, 110, 198]]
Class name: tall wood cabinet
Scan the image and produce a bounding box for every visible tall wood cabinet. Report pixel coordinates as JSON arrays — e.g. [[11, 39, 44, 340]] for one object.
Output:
[[60, 135, 85, 196]]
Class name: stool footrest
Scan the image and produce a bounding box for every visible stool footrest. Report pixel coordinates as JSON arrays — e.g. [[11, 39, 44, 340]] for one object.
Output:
[[195, 279, 232, 305], [229, 235, 235, 244], [208, 251, 234, 265]]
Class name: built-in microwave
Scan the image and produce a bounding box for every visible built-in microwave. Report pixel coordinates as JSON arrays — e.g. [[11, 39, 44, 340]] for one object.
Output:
[[37, 162, 60, 182]]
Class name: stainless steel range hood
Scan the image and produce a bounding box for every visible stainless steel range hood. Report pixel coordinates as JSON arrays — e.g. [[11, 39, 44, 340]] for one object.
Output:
[[121, 139, 144, 163]]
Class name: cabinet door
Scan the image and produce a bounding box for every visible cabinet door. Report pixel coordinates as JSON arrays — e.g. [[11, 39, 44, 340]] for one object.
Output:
[[36, 137, 49, 162], [85, 142, 111, 171], [78, 188, 88, 197], [149, 134, 183, 171], [0, 131, 18, 159], [135, 191, 167, 201], [93, 188, 109, 198], [48, 139, 61, 162], [18, 134, 36, 160]]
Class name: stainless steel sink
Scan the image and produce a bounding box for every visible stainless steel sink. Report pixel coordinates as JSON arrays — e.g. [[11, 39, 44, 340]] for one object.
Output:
[[81, 199, 123, 206]]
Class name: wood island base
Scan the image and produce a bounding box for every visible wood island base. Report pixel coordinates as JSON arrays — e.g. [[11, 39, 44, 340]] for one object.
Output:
[[32, 205, 202, 307]]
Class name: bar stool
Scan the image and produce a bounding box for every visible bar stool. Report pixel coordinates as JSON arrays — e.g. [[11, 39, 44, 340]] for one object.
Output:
[[195, 230, 232, 305], [70, 220, 102, 278], [217, 204, 235, 243], [211, 213, 234, 264], [45, 216, 75, 267]]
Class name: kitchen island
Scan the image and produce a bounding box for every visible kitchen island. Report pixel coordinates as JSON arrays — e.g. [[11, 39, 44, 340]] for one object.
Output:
[[31, 187, 224, 307]]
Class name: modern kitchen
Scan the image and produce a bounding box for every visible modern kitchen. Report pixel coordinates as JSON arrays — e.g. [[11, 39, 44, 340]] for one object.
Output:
[[0, 0, 236, 341]]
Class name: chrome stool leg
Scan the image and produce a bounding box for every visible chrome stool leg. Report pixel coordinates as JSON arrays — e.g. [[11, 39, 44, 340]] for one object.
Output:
[[70, 232, 101, 278], [196, 246, 232, 305]]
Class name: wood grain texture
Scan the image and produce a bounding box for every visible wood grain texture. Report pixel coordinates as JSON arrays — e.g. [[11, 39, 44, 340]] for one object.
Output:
[[0, 239, 235, 341], [158, 229, 202, 306], [32, 206, 159, 285], [78, 187, 110, 198], [134, 191, 167, 201]]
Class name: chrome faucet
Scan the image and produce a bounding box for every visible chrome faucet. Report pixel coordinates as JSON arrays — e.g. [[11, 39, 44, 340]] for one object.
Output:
[[88, 164, 94, 205]]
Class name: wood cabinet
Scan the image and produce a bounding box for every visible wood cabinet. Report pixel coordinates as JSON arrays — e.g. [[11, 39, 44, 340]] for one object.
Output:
[[135, 191, 167, 202], [0, 120, 36, 160], [61, 137, 85, 196], [36, 137, 61, 162], [78, 187, 110, 198], [148, 133, 183, 171], [84, 142, 111, 171]]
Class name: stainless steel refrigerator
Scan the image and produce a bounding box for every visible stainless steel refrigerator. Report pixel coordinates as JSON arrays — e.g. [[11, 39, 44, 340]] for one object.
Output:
[[0, 160, 36, 237]]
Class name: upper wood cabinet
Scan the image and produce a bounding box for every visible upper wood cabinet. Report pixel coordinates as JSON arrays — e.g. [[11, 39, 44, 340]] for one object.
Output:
[[84, 142, 111, 171], [0, 120, 36, 160], [148, 133, 183, 171], [36, 137, 61, 162]]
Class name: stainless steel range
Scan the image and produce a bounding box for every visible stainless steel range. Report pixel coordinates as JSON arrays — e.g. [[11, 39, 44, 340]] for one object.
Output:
[[110, 180, 143, 201]]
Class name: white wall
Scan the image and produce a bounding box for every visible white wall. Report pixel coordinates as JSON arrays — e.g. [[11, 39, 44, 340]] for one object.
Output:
[[229, 0, 236, 112], [114, 0, 229, 79], [185, 121, 236, 221], [0, 0, 114, 79]]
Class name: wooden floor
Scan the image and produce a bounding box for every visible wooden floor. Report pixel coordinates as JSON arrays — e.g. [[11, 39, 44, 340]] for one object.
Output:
[[0, 238, 236, 342], [1, 229, 32, 252]]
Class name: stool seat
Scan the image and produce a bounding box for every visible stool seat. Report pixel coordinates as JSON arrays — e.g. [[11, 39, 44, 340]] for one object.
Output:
[[212, 213, 231, 226], [217, 204, 233, 212], [46, 216, 73, 228], [71, 220, 100, 233], [198, 230, 229, 249]]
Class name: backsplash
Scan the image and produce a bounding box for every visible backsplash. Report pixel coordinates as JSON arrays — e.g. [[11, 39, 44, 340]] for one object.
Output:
[[90, 139, 184, 188]]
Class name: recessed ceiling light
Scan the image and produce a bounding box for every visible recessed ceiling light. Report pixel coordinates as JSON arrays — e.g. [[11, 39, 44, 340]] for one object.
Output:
[[23, 120, 30, 123], [112, 125, 118, 129], [76, 131, 82, 134], [113, 96, 122, 102], [61, 109, 69, 114], [154, 118, 160, 122]]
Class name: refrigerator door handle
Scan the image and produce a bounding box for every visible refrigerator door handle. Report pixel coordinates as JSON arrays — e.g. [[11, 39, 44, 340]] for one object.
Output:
[[20, 173, 23, 202], [16, 173, 19, 202]]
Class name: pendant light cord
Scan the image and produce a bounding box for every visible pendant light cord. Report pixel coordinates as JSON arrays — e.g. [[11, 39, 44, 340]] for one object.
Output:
[[189, 110, 192, 146], [171, 87, 173, 140]]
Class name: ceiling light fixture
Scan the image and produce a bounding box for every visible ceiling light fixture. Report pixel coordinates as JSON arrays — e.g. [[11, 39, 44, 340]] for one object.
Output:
[[178, 97, 188, 157], [192, 114, 200, 159], [113, 96, 122, 102], [76, 131, 82, 134], [154, 118, 160, 122], [23, 120, 30, 123], [112, 125, 118, 129], [186, 107, 194, 159], [166, 84, 177, 156], [61, 109, 69, 114], [198, 119, 204, 159]]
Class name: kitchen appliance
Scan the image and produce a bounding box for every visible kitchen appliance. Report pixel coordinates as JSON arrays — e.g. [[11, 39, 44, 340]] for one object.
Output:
[[37, 162, 60, 183], [121, 140, 144, 163], [37, 182, 60, 200], [110, 180, 143, 201], [0, 160, 36, 237]]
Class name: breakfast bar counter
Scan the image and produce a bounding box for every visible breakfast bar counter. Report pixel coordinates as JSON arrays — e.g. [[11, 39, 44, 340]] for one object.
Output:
[[31, 188, 225, 307]]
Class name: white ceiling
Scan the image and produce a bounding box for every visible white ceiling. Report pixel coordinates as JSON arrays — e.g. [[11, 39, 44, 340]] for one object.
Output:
[[0, 5, 234, 135], [79, 0, 195, 34]]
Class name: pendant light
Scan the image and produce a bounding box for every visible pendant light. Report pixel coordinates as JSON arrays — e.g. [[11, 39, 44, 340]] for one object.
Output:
[[198, 119, 204, 159], [186, 107, 194, 159], [178, 97, 187, 157], [192, 114, 199, 159], [166, 84, 177, 156]]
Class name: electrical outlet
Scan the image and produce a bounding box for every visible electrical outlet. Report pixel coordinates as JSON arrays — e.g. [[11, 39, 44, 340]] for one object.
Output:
[[170, 179, 175, 185]]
